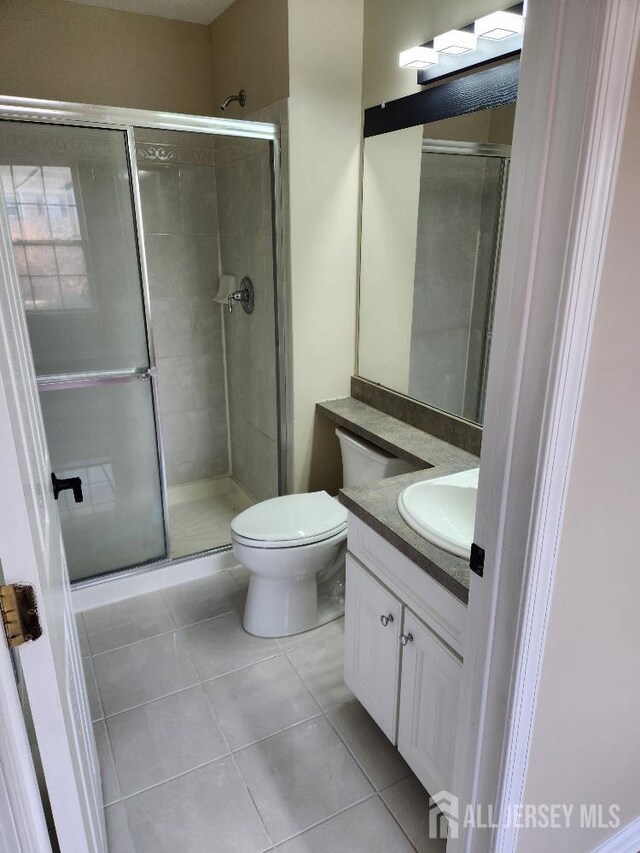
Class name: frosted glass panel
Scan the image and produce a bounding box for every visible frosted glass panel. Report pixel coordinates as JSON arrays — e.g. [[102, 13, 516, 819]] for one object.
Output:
[[0, 122, 149, 375], [40, 381, 166, 581]]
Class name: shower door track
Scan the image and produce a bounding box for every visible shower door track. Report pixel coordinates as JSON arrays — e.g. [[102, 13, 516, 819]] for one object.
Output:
[[0, 95, 288, 583]]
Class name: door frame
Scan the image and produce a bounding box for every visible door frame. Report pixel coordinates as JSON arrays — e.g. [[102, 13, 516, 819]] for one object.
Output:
[[452, 1, 640, 851], [0, 639, 51, 853], [0, 97, 288, 582]]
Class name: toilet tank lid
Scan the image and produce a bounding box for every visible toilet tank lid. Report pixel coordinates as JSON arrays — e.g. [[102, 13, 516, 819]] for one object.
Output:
[[231, 491, 348, 543]]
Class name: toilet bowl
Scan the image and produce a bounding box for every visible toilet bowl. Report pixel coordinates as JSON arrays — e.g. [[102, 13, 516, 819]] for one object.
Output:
[[231, 426, 416, 637]]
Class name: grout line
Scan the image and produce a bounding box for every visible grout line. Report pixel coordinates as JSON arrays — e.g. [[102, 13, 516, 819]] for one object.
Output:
[[197, 651, 285, 687], [228, 713, 324, 755], [271, 791, 380, 848], [90, 591, 246, 658], [109, 754, 232, 805], [97, 718, 125, 810], [99, 680, 201, 720], [170, 601, 241, 630], [322, 710, 413, 795], [198, 672, 275, 849], [88, 624, 179, 658], [101, 680, 204, 720], [377, 790, 422, 852], [322, 710, 381, 791], [282, 649, 337, 714], [277, 652, 324, 711], [274, 619, 344, 653], [84, 655, 106, 723]]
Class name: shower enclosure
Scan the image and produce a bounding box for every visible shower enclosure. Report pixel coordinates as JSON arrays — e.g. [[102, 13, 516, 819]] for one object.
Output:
[[0, 100, 285, 583], [408, 140, 510, 424]]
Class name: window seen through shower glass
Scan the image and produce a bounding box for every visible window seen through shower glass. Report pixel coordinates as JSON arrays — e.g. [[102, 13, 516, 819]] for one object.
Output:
[[0, 164, 90, 311], [0, 122, 149, 377], [0, 120, 166, 581]]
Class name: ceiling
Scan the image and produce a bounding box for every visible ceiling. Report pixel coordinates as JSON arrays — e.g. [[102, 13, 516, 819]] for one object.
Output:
[[66, 0, 234, 25]]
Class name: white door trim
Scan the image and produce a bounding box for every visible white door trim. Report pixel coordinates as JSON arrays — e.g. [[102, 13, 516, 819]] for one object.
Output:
[[0, 639, 51, 853], [452, 1, 640, 851], [0, 148, 106, 850], [592, 816, 640, 853]]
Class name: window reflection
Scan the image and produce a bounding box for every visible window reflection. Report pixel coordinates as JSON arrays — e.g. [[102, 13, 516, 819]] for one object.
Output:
[[0, 164, 91, 310]]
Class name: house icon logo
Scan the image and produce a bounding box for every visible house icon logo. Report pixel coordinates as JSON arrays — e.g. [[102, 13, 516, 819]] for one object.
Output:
[[429, 790, 459, 839]]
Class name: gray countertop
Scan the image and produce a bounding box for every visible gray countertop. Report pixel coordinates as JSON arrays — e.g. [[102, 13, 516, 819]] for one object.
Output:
[[317, 397, 479, 604], [317, 397, 478, 469]]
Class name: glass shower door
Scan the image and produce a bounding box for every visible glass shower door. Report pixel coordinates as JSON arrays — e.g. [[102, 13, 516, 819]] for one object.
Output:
[[0, 121, 166, 581]]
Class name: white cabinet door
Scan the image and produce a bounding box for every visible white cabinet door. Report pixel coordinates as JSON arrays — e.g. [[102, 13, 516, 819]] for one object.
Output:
[[398, 610, 463, 795], [344, 555, 402, 741]]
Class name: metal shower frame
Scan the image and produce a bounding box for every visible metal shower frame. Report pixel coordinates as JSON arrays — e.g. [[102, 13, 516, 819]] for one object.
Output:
[[0, 95, 288, 584]]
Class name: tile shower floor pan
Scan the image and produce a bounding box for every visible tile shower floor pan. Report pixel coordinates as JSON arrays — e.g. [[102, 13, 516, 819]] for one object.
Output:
[[168, 476, 254, 559]]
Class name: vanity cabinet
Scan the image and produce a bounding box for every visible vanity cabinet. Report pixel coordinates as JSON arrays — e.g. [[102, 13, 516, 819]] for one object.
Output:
[[397, 610, 462, 796], [344, 514, 466, 796], [344, 556, 402, 740]]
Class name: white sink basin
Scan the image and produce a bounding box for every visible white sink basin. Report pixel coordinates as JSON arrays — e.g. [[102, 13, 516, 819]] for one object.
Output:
[[398, 468, 479, 559]]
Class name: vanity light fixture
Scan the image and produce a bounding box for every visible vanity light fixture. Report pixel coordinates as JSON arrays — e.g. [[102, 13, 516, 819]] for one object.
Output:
[[475, 10, 524, 40], [399, 46, 439, 69], [433, 29, 477, 56]]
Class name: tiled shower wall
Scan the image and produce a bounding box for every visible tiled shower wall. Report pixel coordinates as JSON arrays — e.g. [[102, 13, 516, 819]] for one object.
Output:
[[136, 130, 229, 487], [408, 153, 503, 422], [461, 162, 503, 422], [215, 111, 280, 502]]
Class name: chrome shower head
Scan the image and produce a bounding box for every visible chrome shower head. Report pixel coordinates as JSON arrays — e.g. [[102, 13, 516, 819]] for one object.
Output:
[[220, 89, 246, 111]]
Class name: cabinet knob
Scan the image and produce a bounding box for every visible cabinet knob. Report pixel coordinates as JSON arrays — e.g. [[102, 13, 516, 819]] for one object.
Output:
[[399, 633, 414, 646], [379, 613, 394, 627]]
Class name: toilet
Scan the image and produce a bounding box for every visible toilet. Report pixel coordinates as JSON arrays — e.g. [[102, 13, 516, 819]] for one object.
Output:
[[231, 427, 416, 637]]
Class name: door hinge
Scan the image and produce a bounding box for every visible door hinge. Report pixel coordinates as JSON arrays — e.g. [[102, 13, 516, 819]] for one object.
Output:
[[470, 543, 485, 578], [0, 584, 42, 648]]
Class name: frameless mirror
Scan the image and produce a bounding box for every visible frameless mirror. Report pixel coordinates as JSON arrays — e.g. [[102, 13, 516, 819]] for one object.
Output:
[[357, 103, 515, 425]]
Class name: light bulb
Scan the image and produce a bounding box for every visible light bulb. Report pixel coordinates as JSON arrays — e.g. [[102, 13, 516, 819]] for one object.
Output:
[[433, 30, 477, 55], [398, 46, 439, 69], [475, 11, 523, 40]]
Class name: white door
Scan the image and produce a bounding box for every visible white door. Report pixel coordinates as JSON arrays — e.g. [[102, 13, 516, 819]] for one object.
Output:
[[344, 555, 403, 741], [398, 610, 463, 796], [0, 186, 106, 850]]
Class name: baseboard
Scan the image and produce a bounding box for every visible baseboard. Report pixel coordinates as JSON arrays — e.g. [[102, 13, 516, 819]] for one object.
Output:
[[592, 816, 640, 853], [72, 549, 240, 612]]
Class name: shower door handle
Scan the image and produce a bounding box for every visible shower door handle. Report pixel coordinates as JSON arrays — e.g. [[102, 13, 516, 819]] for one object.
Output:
[[51, 472, 84, 503]]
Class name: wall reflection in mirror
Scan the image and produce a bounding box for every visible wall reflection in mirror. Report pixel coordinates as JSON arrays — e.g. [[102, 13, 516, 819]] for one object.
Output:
[[358, 104, 514, 425]]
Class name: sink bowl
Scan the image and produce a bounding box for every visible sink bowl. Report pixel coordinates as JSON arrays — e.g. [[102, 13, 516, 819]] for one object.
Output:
[[398, 468, 479, 559]]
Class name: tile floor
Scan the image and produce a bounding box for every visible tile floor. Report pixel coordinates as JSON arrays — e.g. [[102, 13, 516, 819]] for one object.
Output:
[[77, 569, 446, 852]]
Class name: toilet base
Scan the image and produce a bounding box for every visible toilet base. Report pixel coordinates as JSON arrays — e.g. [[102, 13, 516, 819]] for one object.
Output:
[[243, 577, 344, 638], [243, 574, 318, 637], [232, 529, 347, 639]]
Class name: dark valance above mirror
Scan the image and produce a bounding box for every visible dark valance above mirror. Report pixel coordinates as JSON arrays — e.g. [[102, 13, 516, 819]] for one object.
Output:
[[364, 59, 519, 138]]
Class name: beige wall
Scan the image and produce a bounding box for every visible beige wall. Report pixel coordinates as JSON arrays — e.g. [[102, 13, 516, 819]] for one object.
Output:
[[517, 54, 640, 853], [0, 0, 212, 115], [426, 103, 516, 143], [209, 0, 289, 117], [358, 126, 422, 393], [288, 0, 364, 493], [362, 0, 504, 108]]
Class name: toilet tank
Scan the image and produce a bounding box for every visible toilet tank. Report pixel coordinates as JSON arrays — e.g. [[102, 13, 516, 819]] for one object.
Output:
[[336, 427, 417, 488]]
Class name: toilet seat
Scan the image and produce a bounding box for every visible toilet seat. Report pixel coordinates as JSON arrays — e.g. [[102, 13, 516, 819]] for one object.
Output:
[[231, 491, 347, 550]]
